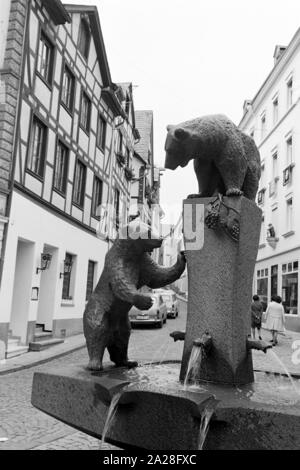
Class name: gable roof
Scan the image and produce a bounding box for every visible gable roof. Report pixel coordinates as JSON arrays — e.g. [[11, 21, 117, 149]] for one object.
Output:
[[64, 4, 125, 118]]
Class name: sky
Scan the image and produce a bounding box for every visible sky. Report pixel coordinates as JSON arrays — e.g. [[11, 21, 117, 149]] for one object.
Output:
[[65, 0, 300, 223]]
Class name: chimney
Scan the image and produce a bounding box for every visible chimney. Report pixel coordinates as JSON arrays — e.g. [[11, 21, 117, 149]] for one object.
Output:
[[273, 45, 286, 64]]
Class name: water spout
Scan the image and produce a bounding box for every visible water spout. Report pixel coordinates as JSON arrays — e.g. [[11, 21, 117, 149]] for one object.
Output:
[[170, 330, 185, 342], [247, 337, 272, 354], [193, 331, 213, 355]]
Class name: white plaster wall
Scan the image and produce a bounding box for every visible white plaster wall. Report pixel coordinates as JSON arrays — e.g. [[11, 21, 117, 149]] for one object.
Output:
[[35, 76, 51, 110], [0, 0, 11, 67], [29, 9, 39, 55], [0, 191, 108, 328]]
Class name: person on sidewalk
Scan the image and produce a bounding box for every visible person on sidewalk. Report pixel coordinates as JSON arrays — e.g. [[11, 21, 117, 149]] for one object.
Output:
[[265, 295, 286, 346], [251, 294, 263, 340]]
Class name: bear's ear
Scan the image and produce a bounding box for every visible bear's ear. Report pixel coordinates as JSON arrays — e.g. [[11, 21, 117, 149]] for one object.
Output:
[[166, 125, 173, 132], [174, 127, 190, 141]]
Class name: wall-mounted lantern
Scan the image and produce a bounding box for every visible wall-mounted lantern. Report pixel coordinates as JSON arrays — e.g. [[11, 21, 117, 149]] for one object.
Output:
[[36, 253, 52, 274], [60, 258, 73, 278]]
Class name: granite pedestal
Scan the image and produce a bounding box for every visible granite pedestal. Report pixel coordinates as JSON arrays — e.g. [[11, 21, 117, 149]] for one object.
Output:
[[180, 196, 261, 385]]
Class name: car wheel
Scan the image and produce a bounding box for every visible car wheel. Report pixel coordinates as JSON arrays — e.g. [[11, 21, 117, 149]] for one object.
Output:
[[157, 320, 163, 328], [163, 316, 167, 324]]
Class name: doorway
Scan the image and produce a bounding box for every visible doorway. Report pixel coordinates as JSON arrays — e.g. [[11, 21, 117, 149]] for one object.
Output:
[[10, 239, 35, 343]]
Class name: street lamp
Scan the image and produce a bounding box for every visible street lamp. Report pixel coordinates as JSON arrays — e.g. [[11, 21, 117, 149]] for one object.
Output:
[[60, 258, 73, 278], [36, 253, 52, 274]]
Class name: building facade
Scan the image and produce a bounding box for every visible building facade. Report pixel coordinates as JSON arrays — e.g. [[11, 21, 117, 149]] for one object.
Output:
[[239, 29, 300, 331], [0, 0, 139, 357]]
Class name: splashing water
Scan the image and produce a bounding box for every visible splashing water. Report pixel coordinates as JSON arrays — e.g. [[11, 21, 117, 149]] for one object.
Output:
[[198, 404, 216, 450], [148, 339, 170, 367], [99, 392, 122, 450], [268, 349, 300, 399], [183, 346, 202, 390]]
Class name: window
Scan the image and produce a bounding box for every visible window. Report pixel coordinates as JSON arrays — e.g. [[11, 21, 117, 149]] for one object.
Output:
[[114, 188, 120, 230], [78, 19, 90, 59], [118, 131, 123, 153], [37, 32, 54, 84], [86, 260, 96, 300], [61, 65, 75, 111], [62, 253, 73, 300], [92, 177, 103, 218], [271, 207, 278, 235], [271, 265, 278, 298], [286, 136, 293, 165], [259, 215, 265, 244], [272, 151, 278, 178], [73, 160, 86, 207], [96, 114, 106, 151], [286, 198, 293, 232], [282, 261, 298, 314], [126, 148, 130, 166], [80, 92, 91, 132], [27, 116, 47, 177], [287, 77, 293, 108], [272, 97, 279, 125], [260, 163, 265, 187], [261, 113, 266, 140], [125, 93, 130, 115], [257, 270, 268, 308], [54, 141, 69, 194]]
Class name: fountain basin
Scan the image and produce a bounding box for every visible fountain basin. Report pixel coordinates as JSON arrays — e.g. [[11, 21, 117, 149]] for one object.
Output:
[[31, 361, 300, 450]]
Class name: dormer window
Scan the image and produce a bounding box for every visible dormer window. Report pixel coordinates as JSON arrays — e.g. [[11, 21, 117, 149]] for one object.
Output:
[[78, 19, 90, 60]]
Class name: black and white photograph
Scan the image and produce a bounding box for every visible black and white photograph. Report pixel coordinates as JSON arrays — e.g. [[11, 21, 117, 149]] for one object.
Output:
[[0, 0, 300, 455]]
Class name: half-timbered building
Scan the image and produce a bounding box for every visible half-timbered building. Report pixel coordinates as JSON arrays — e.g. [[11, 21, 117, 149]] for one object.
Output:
[[0, 0, 138, 358]]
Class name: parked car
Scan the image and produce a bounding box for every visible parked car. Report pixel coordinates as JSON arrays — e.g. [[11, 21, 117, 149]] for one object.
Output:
[[129, 294, 167, 328], [160, 291, 179, 318]]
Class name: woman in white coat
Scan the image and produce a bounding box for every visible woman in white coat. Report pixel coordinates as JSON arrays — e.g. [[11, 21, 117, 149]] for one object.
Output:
[[265, 295, 286, 345]]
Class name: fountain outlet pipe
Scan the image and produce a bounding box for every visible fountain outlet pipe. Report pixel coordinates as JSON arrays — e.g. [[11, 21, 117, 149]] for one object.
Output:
[[193, 332, 213, 355], [246, 337, 273, 354], [170, 331, 185, 342]]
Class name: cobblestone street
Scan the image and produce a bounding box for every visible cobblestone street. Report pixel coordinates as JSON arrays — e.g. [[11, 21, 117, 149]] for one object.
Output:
[[0, 303, 187, 450], [1, 299, 300, 451]]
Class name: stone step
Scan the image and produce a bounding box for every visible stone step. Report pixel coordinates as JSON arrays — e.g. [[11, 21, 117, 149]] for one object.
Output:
[[6, 344, 28, 359], [29, 338, 64, 351], [35, 326, 44, 333], [33, 331, 53, 341], [7, 338, 21, 347]]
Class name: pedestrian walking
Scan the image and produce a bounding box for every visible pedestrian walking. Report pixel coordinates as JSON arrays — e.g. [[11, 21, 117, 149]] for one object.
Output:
[[265, 295, 286, 346], [251, 294, 263, 340]]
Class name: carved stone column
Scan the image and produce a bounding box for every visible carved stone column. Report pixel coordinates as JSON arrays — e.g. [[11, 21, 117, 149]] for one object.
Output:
[[180, 196, 261, 385]]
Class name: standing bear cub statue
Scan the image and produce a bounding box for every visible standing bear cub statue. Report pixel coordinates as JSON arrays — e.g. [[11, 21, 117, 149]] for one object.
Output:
[[83, 221, 186, 371], [164, 114, 261, 201]]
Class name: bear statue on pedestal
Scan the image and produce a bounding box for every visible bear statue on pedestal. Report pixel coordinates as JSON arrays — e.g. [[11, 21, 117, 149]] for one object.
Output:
[[83, 221, 186, 371]]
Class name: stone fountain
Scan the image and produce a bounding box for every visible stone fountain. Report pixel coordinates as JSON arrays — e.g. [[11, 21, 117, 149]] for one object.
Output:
[[31, 115, 300, 450]]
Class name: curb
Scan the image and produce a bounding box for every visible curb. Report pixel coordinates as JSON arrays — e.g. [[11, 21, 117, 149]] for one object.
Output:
[[0, 343, 86, 376]]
